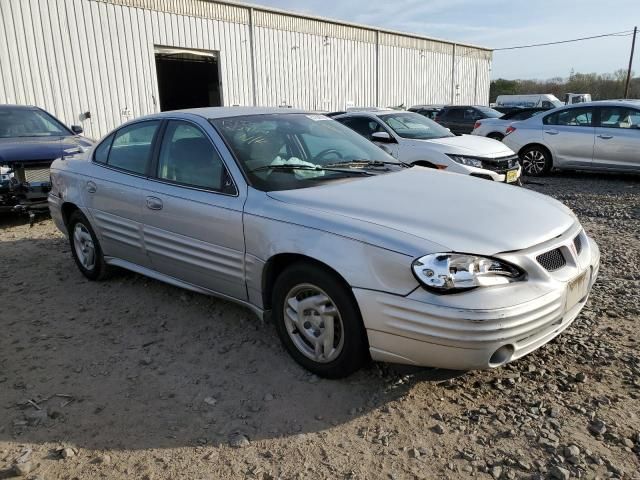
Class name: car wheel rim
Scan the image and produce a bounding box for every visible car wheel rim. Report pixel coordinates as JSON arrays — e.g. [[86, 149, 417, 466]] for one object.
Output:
[[73, 223, 96, 271], [522, 150, 546, 175], [283, 283, 344, 364]]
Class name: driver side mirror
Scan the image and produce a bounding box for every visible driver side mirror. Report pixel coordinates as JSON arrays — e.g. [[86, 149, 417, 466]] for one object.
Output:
[[371, 131, 395, 143], [71, 125, 83, 135]]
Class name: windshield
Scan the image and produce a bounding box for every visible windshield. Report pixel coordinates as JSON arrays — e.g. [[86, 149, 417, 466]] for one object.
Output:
[[475, 107, 503, 118], [211, 114, 402, 191], [379, 112, 454, 140], [0, 108, 71, 138]]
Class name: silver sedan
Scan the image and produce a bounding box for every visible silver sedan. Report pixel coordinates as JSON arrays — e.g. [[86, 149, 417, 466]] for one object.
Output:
[[48, 108, 599, 378], [503, 100, 640, 176]]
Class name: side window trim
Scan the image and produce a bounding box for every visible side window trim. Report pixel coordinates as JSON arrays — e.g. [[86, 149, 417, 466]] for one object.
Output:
[[149, 118, 238, 197], [92, 133, 115, 164]]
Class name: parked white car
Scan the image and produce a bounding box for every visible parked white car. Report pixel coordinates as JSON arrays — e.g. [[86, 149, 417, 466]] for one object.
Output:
[[335, 110, 522, 183], [472, 108, 546, 141], [503, 100, 640, 176]]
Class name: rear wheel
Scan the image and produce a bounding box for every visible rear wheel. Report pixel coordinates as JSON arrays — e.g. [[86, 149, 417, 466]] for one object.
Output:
[[68, 210, 110, 280], [272, 263, 368, 378], [520, 145, 552, 176]]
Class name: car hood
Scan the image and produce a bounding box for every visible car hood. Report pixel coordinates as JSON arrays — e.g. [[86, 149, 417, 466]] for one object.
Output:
[[0, 136, 93, 165], [415, 135, 514, 157], [266, 168, 576, 256]]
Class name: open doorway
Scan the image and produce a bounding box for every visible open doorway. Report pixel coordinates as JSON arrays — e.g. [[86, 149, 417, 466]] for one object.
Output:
[[154, 46, 222, 111]]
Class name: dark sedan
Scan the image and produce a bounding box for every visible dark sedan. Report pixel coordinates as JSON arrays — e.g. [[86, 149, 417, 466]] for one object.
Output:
[[0, 105, 93, 217]]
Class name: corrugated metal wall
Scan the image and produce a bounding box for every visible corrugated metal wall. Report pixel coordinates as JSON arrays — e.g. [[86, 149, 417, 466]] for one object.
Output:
[[0, 0, 492, 138]]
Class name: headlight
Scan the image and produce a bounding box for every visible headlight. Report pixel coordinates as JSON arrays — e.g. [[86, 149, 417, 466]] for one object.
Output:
[[446, 154, 483, 168], [412, 253, 523, 293]]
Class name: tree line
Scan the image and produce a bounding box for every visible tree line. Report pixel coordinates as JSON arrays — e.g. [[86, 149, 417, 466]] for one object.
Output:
[[490, 69, 640, 103]]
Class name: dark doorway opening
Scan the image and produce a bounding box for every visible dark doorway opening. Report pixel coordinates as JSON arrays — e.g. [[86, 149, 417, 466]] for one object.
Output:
[[154, 47, 222, 112]]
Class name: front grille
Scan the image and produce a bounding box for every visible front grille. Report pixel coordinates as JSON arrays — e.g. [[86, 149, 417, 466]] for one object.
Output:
[[481, 155, 519, 173], [537, 248, 566, 271], [24, 167, 51, 183], [573, 235, 583, 255]]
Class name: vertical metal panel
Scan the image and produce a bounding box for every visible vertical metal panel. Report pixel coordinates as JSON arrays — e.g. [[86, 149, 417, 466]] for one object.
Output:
[[0, 0, 491, 138], [378, 43, 453, 108]]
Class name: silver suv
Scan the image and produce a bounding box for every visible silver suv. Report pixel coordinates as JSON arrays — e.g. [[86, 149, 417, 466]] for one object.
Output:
[[503, 100, 640, 176]]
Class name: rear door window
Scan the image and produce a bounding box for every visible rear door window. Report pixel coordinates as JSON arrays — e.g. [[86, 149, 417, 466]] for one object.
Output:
[[446, 109, 464, 120], [544, 108, 593, 127], [108, 121, 160, 174]]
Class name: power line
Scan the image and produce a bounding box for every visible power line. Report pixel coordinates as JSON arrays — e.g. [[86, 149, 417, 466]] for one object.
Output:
[[494, 30, 634, 51]]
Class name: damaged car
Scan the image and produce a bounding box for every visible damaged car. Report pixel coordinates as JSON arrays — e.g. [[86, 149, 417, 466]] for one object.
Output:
[[0, 105, 93, 220], [49, 108, 599, 378]]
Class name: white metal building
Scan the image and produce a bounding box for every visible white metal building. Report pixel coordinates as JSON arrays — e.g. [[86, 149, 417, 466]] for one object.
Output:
[[0, 0, 493, 139]]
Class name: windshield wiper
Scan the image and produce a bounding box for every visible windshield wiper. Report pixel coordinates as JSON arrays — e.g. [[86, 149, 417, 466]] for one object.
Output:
[[325, 159, 411, 168], [250, 163, 373, 176]]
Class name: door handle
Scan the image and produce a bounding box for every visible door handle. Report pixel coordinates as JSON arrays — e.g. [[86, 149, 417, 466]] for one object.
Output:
[[145, 196, 163, 210], [544, 130, 559, 135], [86, 181, 97, 194], [597, 134, 613, 139]]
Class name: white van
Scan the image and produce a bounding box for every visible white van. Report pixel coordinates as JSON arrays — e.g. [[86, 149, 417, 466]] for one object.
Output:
[[496, 94, 563, 109]]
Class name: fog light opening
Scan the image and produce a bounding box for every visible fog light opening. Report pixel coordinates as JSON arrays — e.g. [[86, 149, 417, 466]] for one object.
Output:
[[489, 345, 514, 367]]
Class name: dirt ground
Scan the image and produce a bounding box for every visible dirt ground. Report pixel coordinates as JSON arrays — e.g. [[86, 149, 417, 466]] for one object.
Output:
[[1, 172, 639, 480]]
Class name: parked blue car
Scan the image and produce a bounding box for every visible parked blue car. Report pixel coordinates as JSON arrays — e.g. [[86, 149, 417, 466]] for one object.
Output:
[[0, 105, 93, 218]]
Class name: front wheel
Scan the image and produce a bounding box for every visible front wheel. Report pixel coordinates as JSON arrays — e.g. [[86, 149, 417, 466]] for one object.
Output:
[[272, 263, 368, 378], [520, 146, 552, 176]]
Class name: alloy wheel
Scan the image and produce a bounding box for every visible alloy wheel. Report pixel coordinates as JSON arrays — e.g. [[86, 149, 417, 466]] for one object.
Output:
[[522, 149, 547, 175], [73, 223, 96, 270], [283, 283, 344, 363]]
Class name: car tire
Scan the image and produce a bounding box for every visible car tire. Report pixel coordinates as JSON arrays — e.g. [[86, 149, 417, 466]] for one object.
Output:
[[68, 210, 110, 281], [519, 145, 552, 176], [272, 263, 368, 378], [488, 133, 504, 141]]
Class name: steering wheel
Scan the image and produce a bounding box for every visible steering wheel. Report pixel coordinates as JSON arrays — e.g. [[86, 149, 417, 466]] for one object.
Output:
[[313, 148, 343, 162]]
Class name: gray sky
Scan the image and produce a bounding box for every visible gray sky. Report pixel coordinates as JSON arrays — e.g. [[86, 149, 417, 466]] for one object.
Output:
[[239, 0, 639, 80]]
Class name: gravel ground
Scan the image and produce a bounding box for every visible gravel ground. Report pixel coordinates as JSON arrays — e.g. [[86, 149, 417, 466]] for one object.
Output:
[[1, 172, 639, 480]]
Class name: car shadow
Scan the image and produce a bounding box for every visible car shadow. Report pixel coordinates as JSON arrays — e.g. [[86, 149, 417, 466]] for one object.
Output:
[[522, 169, 640, 185], [0, 235, 467, 452], [0, 212, 51, 229]]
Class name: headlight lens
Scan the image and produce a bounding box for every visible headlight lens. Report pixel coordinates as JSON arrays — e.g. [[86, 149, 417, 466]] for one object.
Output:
[[412, 253, 523, 293], [446, 154, 483, 168]]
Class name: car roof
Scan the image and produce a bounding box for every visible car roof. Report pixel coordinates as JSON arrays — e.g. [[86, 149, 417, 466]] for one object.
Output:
[[0, 104, 41, 111], [547, 99, 640, 109], [152, 107, 309, 120], [441, 105, 493, 109], [410, 105, 444, 109]]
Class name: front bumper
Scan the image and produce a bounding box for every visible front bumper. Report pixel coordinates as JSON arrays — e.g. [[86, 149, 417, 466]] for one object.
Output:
[[355, 234, 600, 370], [47, 192, 67, 234], [449, 163, 522, 184]]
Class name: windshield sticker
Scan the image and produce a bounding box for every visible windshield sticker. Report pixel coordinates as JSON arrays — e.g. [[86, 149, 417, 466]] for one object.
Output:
[[306, 114, 329, 121]]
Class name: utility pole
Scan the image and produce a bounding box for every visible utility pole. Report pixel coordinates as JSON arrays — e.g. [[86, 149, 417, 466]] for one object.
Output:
[[624, 26, 637, 99]]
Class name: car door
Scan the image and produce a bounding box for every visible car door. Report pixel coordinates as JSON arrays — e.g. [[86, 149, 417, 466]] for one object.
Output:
[[541, 107, 595, 168], [338, 116, 400, 158], [593, 106, 640, 172], [85, 120, 161, 267], [139, 118, 247, 301]]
